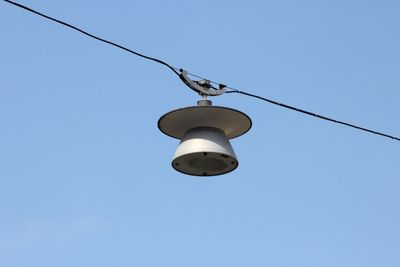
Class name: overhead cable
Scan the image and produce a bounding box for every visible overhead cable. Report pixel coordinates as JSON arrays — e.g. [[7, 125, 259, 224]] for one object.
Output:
[[2, 0, 180, 77], [225, 89, 400, 141], [3, 0, 399, 142]]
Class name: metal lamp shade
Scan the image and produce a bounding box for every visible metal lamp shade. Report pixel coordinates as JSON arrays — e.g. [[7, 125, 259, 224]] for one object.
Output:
[[158, 103, 251, 176], [172, 127, 238, 176]]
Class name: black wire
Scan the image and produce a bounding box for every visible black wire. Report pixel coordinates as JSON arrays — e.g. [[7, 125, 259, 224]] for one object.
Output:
[[2, 0, 180, 77], [226, 89, 400, 142], [3, 0, 399, 142]]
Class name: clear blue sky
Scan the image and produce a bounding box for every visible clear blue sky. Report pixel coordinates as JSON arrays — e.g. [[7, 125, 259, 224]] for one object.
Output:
[[1, 1, 399, 266]]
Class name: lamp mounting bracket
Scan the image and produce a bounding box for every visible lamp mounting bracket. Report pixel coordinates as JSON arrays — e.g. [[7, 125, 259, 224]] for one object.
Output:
[[179, 69, 226, 97]]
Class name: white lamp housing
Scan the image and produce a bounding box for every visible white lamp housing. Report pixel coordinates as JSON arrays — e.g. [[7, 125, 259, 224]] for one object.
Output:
[[158, 100, 251, 176], [172, 127, 238, 176]]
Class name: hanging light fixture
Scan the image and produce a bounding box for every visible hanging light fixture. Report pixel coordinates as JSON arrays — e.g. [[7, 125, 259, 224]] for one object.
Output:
[[158, 70, 252, 176], [158, 97, 251, 176]]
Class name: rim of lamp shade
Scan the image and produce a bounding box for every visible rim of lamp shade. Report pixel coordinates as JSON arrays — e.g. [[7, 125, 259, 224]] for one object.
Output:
[[158, 105, 252, 140]]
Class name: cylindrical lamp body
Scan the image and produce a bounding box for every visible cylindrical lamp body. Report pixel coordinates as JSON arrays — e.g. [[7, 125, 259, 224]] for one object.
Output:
[[172, 127, 238, 176]]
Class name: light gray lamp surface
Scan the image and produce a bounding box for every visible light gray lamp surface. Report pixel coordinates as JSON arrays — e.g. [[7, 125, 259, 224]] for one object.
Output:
[[158, 101, 251, 176]]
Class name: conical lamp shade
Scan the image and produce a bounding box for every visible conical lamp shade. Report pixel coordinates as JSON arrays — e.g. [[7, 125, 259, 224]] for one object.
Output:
[[172, 127, 238, 176]]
